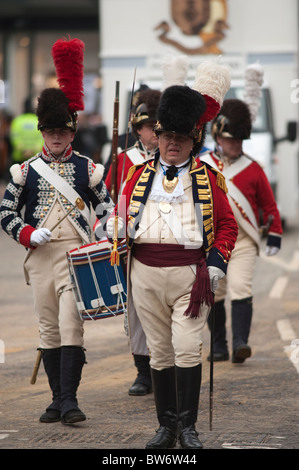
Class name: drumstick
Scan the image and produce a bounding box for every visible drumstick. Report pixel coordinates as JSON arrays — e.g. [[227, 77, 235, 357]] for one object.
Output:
[[30, 349, 42, 384], [50, 197, 85, 232]]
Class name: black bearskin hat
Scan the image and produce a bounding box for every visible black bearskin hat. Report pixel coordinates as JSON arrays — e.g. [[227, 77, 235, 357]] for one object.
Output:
[[36, 88, 76, 131], [154, 85, 206, 153], [212, 99, 252, 141], [131, 89, 162, 138]]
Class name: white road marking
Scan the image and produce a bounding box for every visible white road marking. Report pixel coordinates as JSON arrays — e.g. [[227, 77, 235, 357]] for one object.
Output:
[[269, 276, 288, 298], [277, 319, 299, 374], [0, 430, 18, 441], [284, 341, 299, 374], [0, 430, 18, 432], [222, 443, 282, 449], [260, 249, 299, 272], [277, 319, 297, 341]]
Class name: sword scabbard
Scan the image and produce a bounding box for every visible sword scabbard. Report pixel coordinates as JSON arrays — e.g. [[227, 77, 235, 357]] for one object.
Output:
[[30, 348, 42, 385]]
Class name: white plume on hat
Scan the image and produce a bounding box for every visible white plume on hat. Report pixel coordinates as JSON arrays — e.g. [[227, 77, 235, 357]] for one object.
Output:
[[192, 61, 231, 107], [192, 61, 231, 125], [243, 62, 264, 123], [161, 55, 189, 91]]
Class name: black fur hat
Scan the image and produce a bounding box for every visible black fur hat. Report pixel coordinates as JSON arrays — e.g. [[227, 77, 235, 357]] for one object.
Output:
[[154, 85, 206, 153], [131, 89, 161, 138], [36, 88, 77, 131], [212, 99, 252, 140]]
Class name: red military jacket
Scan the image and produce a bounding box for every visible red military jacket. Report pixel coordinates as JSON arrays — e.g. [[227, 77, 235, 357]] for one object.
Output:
[[118, 155, 238, 274], [200, 151, 282, 248], [105, 143, 156, 194]]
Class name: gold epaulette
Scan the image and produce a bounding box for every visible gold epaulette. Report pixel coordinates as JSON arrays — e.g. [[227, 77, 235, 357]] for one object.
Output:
[[126, 163, 146, 183], [215, 170, 228, 193], [209, 166, 228, 193], [201, 160, 228, 194]]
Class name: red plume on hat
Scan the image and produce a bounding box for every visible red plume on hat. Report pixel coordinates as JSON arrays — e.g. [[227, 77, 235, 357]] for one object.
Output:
[[52, 36, 85, 113]]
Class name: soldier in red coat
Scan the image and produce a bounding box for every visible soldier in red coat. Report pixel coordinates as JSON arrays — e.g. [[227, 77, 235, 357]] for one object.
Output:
[[107, 62, 238, 449], [105, 88, 161, 194], [104, 89, 161, 397], [201, 98, 283, 364]]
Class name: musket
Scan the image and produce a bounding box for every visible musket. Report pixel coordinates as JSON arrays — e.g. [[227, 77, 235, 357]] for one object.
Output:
[[120, 67, 137, 188], [111, 69, 137, 267], [110, 81, 120, 204]]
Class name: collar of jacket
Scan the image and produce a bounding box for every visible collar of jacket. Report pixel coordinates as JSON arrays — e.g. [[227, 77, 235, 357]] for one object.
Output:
[[42, 144, 73, 163]]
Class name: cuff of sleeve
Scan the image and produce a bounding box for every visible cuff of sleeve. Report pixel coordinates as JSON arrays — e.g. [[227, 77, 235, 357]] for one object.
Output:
[[19, 225, 36, 249], [206, 247, 228, 274], [267, 234, 281, 249]]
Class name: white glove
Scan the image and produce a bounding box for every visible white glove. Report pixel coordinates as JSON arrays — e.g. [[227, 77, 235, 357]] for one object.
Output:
[[30, 228, 52, 246], [207, 266, 225, 293], [106, 216, 125, 238], [265, 246, 280, 256]]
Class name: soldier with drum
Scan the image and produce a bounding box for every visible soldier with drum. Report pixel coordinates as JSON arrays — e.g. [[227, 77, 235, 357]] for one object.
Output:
[[0, 38, 113, 425]]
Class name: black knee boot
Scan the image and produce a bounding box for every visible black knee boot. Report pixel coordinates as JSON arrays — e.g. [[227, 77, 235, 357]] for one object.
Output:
[[146, 367, 177, 449], [231, 297, 253, 363], [60, 346, 86, 424], [128, 355, 152, 396], [207, 300, 229, 361], [40, 348, 61, 423], [176, 364, 203, 449]]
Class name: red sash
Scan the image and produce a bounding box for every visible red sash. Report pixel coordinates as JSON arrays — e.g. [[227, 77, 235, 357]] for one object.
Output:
[[132, 243, 214, 318]]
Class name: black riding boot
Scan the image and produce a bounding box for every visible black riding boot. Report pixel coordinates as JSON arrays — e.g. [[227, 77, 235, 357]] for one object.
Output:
[[231, 297, 253, 363], [207, 300, 229, 361], [60, 346, 86, 424], [146, 367, 177, 449], [128, 355, 152, 396], [40, 347, 61, 423], [176, 364, 203, 449]]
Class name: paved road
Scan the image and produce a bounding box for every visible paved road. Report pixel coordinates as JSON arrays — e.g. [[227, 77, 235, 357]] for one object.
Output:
[[0, 182, 298, 453]]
